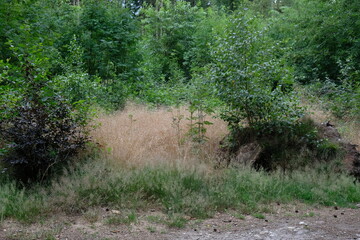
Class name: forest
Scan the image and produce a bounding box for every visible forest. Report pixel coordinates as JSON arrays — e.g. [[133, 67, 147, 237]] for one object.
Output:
[[0, 0, 359, 238]]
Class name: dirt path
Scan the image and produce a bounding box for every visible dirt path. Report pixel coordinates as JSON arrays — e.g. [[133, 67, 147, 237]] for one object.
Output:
[[1, 204, 359, 240]]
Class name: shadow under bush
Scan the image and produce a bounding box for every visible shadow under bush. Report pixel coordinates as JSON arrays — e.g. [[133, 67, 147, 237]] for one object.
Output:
[[220, 117, 344, 173]]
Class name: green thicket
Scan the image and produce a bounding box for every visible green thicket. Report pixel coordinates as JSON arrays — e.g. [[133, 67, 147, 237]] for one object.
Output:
[[1, 0, 359, 182], [269, 0, 360, 118]]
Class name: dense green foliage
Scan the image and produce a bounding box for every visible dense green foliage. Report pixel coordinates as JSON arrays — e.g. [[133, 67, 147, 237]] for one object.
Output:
[[211, 11, 300, 130], [1, 0, 359, 182], [270, 0, 360, 118]]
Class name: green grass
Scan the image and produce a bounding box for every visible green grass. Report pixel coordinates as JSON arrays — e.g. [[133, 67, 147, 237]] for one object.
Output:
[[303, 212, 315, 217], [0, 181, 45, 223], [166, 214, 188, 228], [105, 211, 137, 225], [253, 213, 265, 219], [1, 158, 360, 224], [231, 212, 245, 220], [147, 215, 166, 224]]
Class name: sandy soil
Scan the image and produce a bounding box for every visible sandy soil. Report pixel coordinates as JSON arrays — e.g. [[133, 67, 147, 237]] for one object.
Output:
[[1, 204, 359, 240]]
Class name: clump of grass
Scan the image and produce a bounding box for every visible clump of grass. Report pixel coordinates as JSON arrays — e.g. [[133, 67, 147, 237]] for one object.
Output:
[[83, 209, 100, 223], [0, 181, 45, 223], [105, 211, 137, 225], [166, 214, 188, 228], [147, 215, 166, 224], [303, 212, 315, 217], [253, 213, 265, 219]]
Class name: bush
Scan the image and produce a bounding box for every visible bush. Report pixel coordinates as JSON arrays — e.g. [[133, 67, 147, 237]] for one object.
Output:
[[254, 118, 341, 172], [0, 54, 91, 183], [210, 11, 301, 132], [220, 117, 342, 172]]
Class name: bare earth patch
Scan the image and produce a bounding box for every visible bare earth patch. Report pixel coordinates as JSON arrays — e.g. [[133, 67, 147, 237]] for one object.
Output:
[[1, 204, 359, 240]]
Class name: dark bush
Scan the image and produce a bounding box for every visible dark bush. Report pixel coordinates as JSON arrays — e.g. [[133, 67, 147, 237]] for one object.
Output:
[[0, 58, 91, 183], [220, 118, 342, 172], [1, 97, 88, 182]]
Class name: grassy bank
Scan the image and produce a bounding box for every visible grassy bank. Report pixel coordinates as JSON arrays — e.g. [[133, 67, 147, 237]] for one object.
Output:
[[1, 158, 359, 224]]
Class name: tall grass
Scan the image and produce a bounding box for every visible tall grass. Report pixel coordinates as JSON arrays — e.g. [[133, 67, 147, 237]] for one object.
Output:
[[1, 159, 359, 223], [92, 104, 228, 167], [0, 181, 44, 222]]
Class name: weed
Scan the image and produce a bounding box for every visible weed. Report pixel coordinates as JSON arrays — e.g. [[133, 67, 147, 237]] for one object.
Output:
[[147, 226, 156, 233], [232, 212, 245, 220], [166, 214, 188, 228], [105, 211, 137, 225], [303, 212, 315, 217], [147, 215, 166, 224], [253, 213, 265, 219], [83, 209, 100, 223]]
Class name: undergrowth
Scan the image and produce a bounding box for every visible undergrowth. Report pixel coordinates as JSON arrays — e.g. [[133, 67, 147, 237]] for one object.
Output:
[[1, 158, 359, 224]]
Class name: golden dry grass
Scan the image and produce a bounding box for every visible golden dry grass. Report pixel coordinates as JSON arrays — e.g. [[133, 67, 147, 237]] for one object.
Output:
[[92, 103, 228, 168]]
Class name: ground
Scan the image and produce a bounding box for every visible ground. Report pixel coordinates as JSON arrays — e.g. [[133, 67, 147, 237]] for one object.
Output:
[[1, 204, 359, 240]]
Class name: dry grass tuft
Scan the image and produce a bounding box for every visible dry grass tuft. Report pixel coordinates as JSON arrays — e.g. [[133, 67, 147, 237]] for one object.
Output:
[[92, 103, 228, 168]]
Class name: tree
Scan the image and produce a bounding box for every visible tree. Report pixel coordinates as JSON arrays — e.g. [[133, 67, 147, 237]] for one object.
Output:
[[211, 11, 301, 132], [79, 0, 139, 80], [270, 0, 360, 84], [140, 1, 206, 84]]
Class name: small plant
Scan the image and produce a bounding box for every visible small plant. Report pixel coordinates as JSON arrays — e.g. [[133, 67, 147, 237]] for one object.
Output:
[[147, 215, 166, 224], [232, 212, 245, 220], [105, 212, 137, 225], [316, 140, 341, 160], [171, 108, 184, 147], [253, 213, 265, 219], [187, 107, 209, 144], [303, 212, 315, 217], [186, 71, 217, 145], [147, 226, 157, 233], [166, 214, 188, 228]]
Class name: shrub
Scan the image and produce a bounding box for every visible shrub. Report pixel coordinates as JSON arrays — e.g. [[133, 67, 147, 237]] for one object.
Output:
[[210, 11, 302, 133], [221, 117, 343, 172], [254, 119, 341, 172], [0, 54, 91, 183]]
